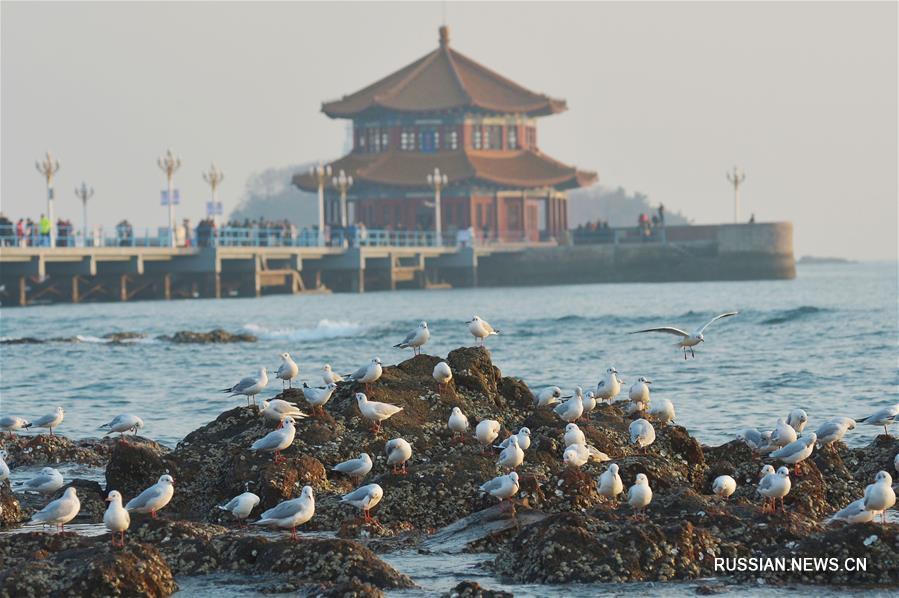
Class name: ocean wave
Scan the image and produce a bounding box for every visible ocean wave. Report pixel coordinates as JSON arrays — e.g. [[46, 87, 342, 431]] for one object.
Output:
[[241, 319, 367, 342], [761, 306, 828, 325]]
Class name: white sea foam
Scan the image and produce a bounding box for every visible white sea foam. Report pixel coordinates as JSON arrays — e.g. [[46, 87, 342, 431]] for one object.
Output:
[[242, 320, 366, 342]]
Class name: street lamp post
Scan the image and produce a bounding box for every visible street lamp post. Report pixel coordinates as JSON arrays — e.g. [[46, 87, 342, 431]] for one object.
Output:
[[331, 169, 354, 229], [310, 163, 332, 246], [426, 167, 448, 246], [202, 163, 225, 228], [74, 182, 94, 246], [157, 148, 182, 247], [726, 166, 746, 223], [35, 152, 61, 247]]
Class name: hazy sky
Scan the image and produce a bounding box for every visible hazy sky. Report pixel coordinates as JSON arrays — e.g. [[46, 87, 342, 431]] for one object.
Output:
[[2, 1, 896, 259]]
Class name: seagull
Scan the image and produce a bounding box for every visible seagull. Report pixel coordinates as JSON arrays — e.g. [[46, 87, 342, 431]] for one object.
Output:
[[815, 417, 856, 449], [302, 382, 337, 417], [433, 362, 453, 393], [712, 475, 737, 499], [770, 433, 816, 475], [250, 417, 297, 463], [595, 368, 623, 403], [628, 473, 653, 520], [863, 471, 896, 526], [631, 311, 738, 359], [30, 487, 80, 532], [758, 466, 791, 513], [340, 483, 383, 523], [858, 403, 899, 437], [253, 485, 315, 541], [0, 415, 31, 436], [346, 358, 383, 394], [480, 472, 519, 513], [467, 315, 500, 345], [475, 419, 501, 451], [332, 453, 373, 484], [597, 463, 624, 503], [386, 438, 413, 475], [769, 418, 797, 450], [497, 436, 524, 471], [579, 387, 597, 416], [629, 418, 656, 449], [355, 393, 402, 433], [217, 491, 261, 527], [394, 321, 430, 355], [104, 490, 131, 546], [497, 427, 531, 451], [828, 498, 878, 524], [17, 467, 64, 495], [534, 386, 569, 408], [564, 423, 586, 448], [448, 407, 469, 442], [628, 377, 651, 411], [563, 443, 609, 468], [553, 393, 584, 423], [648, 398, 676, 425], [99, 414, 144, 443], [322, 364, 344, 385], [786, 408, 808, 434], [222, 368, 268, 407], [0, 451, 8, 482], [32, 407, 65, 436], [126, 474, 175, 518], [275, 352, 299, 389], [735, 428, 766, 452], [894, 453, 899, 475], [260, 399, 309, 425]]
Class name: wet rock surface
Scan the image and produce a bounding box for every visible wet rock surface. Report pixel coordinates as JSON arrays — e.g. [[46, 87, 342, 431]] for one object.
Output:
[[1, 434, 111, 468], [156, 329, 257, 343]]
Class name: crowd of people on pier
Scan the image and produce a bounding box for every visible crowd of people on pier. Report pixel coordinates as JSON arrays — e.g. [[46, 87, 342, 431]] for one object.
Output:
[[0, 213, 77, 247]]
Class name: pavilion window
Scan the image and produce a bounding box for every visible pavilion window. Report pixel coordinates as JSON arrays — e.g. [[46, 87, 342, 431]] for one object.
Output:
[[472, 127, 482, 150], [420, 128, 439, 153], [482, 127, 490, 149], [381, 131, 389, 150], [507, 126, 518, 150], [487, 126, 502, 150], [446, 128, 459, 150], [401, 127, 417, 151]]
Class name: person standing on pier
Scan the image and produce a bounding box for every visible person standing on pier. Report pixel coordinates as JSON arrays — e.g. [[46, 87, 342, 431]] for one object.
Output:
[[38, 213, 51, 246]]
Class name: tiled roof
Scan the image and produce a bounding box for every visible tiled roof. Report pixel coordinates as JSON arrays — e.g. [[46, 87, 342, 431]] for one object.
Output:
[[321, 26, 567, 118]]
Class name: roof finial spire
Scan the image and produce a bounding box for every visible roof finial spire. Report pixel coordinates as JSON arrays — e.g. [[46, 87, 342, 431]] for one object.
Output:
[[439, 25, 450, 48]]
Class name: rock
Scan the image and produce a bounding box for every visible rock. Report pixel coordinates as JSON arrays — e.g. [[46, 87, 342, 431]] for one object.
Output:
[[446, 580, 513, 598], [0, 532, 177, 597], [3, 434, 111, 468], [157, 329, 257, 343], [0, 482, 22, 526], [104, 437, 174, 500], [17, 479, 107, 524], [102, 331, 147, 343]]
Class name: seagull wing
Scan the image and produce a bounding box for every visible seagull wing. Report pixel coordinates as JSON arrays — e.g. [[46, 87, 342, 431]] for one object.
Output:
[[696, 311, 738, 335], [260, 497, 304, 520], [341, 486, 371, 503], [126, 484, 163, 511], [480, 477, 503, 493], [231, 376, 258, 394], [630, 326, 689, 337], [348, 364, 368, 380], [251, 429, 287, 451]]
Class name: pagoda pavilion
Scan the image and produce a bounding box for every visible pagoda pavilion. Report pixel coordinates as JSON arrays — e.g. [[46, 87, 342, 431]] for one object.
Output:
[[293, 26, 596, 243]]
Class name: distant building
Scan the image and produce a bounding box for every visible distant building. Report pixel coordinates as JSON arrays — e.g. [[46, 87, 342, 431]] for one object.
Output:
[[293, 26, 596, 242]]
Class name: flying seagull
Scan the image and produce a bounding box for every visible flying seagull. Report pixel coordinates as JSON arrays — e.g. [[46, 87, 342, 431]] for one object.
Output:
[[631, 311, 738, 359]]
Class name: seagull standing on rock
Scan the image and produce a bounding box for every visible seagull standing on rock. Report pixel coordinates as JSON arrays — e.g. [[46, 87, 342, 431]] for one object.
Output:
[[497, 435, 524, 471], [33, 407, 65, 436], [253, 486, 315, 541], [104, 490, 131, 546], [341, 483, 383, 523], [386, 438, 413, 474], [858, 404, 899, 437], [355, 393, 402, 433], [0, 451, 8, 482], [564, 423, 586, 448], [787, 408, 808, 433], [580, 388, 597, 416], [497, 427, 531, 451], [448, 407, 469, 442], [597, 463, 624, 503], [467, 316, 499, 345], [275, 353, 299, 389], [30, 487, 80, 532], [648, 398, 676, 425], [629, 418, 656, 449], [222, 368, 268, 407], [628, 377, 651, 411], [535, 386, 568, 408], [553, 393, 584, 423], [758, 466, 791, 513], [250, 417, 297, 463], [828, 498, 878, 524], [322, 364, 343, 385], [346, 358, 383, 394], [768, 418, 797, 450], [628, 474, 653, 520], [99, 414, 144, 443], [815, 417, 856, 449], [433, 362, 453, 394], [394, 321, 430, 355], [217, 491, 261, 527], [480, 472, 519, 513], [302, 383, 337, 417], [770, 434, 816, 475], [630, 311, 738, 359], [18, 467, 64, 495], [563, 443, 609, 468], [261, 400, 309, 425], [126, 474, 175, 519], [475, 419, 501, 451], [713, 475, 737, 499], [596, 368, 623, 403], [332, 453, 373, 484], [0, 415, 32, 436], [862, 471, 896, 526]]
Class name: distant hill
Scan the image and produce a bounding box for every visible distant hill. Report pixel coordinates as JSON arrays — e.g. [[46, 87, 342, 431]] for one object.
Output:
[[230, 166, 691, 230], [568, 186, 690, 227]]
